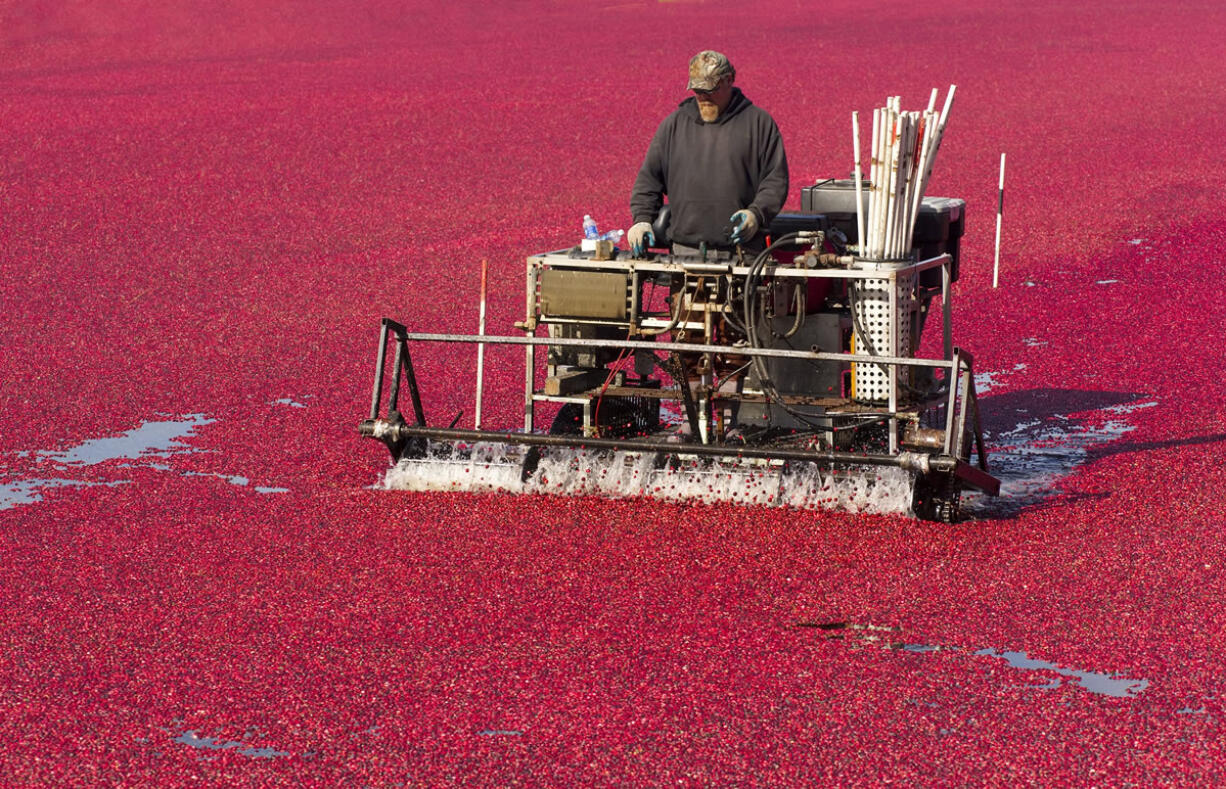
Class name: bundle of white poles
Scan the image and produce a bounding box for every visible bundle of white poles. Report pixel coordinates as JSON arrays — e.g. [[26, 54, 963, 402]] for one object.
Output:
[[853, 86, 956, 260]]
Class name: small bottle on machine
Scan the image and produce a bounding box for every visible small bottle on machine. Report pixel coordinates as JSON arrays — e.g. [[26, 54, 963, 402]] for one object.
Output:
[[582, 215, 599, 240]]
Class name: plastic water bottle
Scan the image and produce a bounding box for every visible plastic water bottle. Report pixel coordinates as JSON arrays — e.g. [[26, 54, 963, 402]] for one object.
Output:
[[601, 229, 625, 246], [582, 215, 599, 240]]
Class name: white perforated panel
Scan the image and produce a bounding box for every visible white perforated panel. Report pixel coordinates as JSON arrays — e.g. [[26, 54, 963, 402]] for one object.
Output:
[[851, 271, 917, 401]]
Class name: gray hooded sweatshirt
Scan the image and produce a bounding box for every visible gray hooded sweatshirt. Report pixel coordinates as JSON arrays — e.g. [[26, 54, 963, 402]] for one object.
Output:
[[630, 88, 789, 249]]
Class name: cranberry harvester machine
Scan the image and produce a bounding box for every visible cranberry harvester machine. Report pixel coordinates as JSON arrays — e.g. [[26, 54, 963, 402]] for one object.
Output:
[[359, 179, 999, 522]]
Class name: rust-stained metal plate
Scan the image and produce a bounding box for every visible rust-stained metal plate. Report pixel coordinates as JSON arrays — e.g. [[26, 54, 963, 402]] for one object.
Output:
[[539, 269, 628, 319]]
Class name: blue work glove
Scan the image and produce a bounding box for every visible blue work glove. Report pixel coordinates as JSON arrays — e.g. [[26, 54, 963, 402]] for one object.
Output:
[[628, 222, 655, 257], [729, 209, 759, 244]]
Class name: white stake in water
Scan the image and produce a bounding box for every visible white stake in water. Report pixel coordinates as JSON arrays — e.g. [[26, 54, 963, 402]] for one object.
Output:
[[475, 258, 489, 429], [993, 153, 1006, 288]]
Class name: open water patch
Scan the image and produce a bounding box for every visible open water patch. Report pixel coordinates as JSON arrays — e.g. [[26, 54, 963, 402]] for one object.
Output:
[[172, 729, 290, 760], [39, 414, 214, 465], [974, 363, 1027, 395], [975, 648, 1148, 698], [0, 478, 129, 510], [2, 413, 289, 509], [965, 388, 1158, 517], [181, 470, 289, 494], [805, 621, 1150, 700]]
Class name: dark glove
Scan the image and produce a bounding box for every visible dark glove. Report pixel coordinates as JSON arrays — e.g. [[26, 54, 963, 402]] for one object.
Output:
[[729, 209, 759, 244]]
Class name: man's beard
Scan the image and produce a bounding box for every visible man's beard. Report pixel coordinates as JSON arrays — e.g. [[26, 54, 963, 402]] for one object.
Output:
[[697, 102, 720, 122]]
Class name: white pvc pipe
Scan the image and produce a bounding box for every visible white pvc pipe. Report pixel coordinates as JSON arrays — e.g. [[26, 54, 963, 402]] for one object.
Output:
[[903, 116, 922, 251], [895, 113, 917, 257], [909, 115, 924, 251], [877, 106, 897, 260], [869, 108, 880, 185], [908, 86, 956, 248], [885, 111, 898, 259], [475, 258, 489, 429], [881, 110, 900, 258], [864, 90, 959, 260], [888, 109, 902, 256], [868, 108, 881, 258], [938, 84, 956, 132], [906, 111, 935, 250], [852, 111, 865, 253], [993, 152, 1006, 288], [902, 112, 917, 255], [887, 111, 907, 258]]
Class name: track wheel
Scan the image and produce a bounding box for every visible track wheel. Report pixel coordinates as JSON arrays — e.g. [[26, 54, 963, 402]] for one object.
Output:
[[549, 400, 642, 437], [912, 473, 962, 523], [549, 403, 585, 435]]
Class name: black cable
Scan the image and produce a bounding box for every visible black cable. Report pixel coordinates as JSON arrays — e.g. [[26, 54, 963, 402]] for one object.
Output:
[[735, 232, 846, 431]]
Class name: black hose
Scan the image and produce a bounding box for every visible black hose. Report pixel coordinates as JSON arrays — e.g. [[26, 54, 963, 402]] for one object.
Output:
[[735, 232, 845, 431]]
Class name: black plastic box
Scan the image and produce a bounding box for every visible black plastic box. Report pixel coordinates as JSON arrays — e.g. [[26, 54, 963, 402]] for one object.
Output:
[[767, 211, 830, 238]]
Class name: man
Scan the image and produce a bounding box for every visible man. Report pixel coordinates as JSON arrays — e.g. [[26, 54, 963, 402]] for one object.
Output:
[[629, 50, 789, 256]]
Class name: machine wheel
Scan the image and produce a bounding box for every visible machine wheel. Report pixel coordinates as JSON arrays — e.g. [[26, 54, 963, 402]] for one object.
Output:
[[549, 403, 586, 435], [912, 473, 962, 524], [549, 400, 645, 437]]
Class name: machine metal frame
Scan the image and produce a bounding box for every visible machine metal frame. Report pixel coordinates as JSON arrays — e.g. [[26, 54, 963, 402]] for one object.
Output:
[[360, 244, 999, 521]]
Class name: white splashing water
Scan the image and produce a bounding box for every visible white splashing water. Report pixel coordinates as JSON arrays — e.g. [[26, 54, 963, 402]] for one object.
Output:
[[383, 442, 917, 515]]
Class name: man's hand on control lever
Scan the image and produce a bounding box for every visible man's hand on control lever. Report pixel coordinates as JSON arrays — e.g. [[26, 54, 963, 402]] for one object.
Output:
[[729, 209, 758, 244], [629, 222, 655, 257]]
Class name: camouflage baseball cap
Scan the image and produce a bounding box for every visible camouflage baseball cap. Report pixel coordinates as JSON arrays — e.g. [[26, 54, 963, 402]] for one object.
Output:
[[687, 50, 735, 91]]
